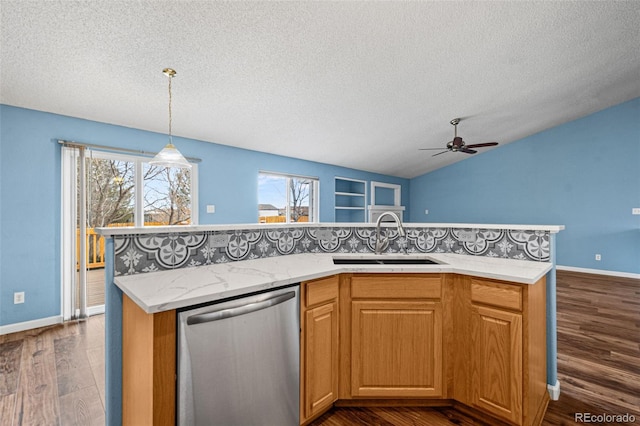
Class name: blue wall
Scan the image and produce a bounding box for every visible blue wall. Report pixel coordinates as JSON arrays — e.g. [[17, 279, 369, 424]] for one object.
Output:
[[2, 98, 638, 328], [0, 104, 408, 327], [409, 98, 640, 275]]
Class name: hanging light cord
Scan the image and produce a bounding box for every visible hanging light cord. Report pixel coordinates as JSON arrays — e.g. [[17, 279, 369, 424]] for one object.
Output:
[[148, 67, 191, 168], [164, 68, 176, 145]]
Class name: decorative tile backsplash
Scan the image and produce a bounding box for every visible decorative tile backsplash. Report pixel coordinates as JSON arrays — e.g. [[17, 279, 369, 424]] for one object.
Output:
[[113, 226, 550, 276]]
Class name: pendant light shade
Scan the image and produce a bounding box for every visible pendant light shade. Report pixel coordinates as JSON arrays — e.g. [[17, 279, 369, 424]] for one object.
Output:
[[150, 68, 191, 169], [151, 142, 191, 168]]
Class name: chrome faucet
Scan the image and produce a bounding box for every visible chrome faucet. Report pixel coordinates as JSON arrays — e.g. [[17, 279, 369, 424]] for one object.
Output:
[[374, 211, 406, 255]]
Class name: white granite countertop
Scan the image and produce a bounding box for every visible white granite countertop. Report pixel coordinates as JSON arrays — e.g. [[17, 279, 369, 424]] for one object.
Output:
[[114, 253, 553, 313], [97, 222, 564, 236]]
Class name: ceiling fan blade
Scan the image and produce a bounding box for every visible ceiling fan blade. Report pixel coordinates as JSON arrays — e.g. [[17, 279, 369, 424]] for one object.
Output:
[[431, 150, 449, 157], [460, 149, 477, 154], [419, 148, 447, 151], [465, 142, 498, 148]]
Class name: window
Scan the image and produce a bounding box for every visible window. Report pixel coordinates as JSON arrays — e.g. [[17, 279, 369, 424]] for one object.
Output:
[[143, 164, 193, 225], [258, 172, 319, 223], [84, 150, 198, 227]]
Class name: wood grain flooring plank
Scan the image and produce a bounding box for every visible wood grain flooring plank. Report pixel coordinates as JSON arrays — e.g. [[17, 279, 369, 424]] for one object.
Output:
[[0, 340, 23, 396], [0, 394, 16, 426], [0, 317, 106, 426], [311, 407, 396, 426], [562, 311, 639, 333], [310, 406, 502, 426], [559, 374, 640, 415], [542, 392, 628, 426], [557, 356, 640, 399], [554, 271, 640, 424], [50, 322, 80, 341], [58, 384, 105, 426], [79, 321, 104, 352], [375, 406, 494, 426], [54, 334, 94, 398], [86, 346, 105, 410], [56, 366, 97, 398], [12, 329, 60, 426], [54, 339, 97, 400]]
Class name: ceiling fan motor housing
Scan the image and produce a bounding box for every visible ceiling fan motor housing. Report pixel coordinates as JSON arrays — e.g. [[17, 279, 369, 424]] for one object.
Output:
[[448, 136, 465, 151]]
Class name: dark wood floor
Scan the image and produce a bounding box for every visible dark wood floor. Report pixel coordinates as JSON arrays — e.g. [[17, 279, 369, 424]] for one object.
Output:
[[0, 315, 105, 426], [0, 270, 638, 425]]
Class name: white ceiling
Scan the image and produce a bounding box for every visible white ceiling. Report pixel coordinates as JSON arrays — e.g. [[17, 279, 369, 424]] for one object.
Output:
[[1, 1, 639, 178]]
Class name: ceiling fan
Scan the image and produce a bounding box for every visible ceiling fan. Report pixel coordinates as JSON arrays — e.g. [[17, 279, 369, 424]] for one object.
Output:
[[421, 118, 498, 157]]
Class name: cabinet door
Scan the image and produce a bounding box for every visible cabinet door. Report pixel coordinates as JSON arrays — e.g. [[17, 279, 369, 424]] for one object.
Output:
[[351, 300, 442, 397], [471, 305, 523, 425], [304, 301, 339, 419]]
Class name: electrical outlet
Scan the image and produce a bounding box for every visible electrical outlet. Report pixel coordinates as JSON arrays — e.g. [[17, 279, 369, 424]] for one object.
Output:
[[424, 209, 429, 215], [316, 229, 334, 242], [206, 205, 216, 214], [14, 292, 25, 304], [632, 208, 640, 215], [595, 254, 601, 261], [457, 230, 476, 242], [210, 234, 229, 248]]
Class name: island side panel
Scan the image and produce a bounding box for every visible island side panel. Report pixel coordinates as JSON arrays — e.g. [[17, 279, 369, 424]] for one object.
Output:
[[122, 295, 176, 426], [546, 233, 559, 397], [104, 237, 123, 426], [526, 276, 550, 424]]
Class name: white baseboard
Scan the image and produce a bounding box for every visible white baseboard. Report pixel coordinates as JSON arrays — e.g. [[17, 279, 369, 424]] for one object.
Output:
[[0, 306, 104, 336], [547, 380, 561, 401], [0, 315, 63, 335], [88, 304, 105, 316], [556, 265, 640, 280], [72, 305, 106, 318]]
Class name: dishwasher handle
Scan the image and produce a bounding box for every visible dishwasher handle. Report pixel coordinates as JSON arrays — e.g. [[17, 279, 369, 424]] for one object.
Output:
[[186, 291, 296, 326]]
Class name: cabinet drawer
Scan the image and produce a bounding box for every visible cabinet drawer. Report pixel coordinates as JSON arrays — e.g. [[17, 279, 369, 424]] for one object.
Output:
[[351, 275, 441, 299], [305, 275, 339, 307], [471, 278, 522, 311]]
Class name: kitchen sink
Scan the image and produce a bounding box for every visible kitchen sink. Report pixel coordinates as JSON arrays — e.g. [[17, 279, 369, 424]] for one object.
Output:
[[332, 257, 441, 265]]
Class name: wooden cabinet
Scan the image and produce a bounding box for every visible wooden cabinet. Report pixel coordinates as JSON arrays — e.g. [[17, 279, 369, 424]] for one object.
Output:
[[471, 304, 523, 424], [300, 276, 339, 424], [460, 276, 548, 426], [122, 295, 175, 426], [349, 275, 443, 398], [121, 272, 548, 426]]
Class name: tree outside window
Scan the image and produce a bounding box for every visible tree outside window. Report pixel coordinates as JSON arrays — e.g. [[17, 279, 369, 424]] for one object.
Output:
[[258, 172, 318, 223], [84, 156, 193, 228], [143, 165, 191, 225]]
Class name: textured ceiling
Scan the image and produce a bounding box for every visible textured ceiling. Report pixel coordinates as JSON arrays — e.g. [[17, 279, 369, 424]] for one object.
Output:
[[1, 1, 639, 178]]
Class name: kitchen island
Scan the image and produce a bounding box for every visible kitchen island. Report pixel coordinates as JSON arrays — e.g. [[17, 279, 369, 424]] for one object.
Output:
[[97, 222, 563, 426], [115, 252, 551, 314]]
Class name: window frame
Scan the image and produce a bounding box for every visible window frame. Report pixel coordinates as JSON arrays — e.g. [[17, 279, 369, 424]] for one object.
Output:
[[88, 150, 199, 226], [370, 180, 401, 207], [258, 170, 320, 223]]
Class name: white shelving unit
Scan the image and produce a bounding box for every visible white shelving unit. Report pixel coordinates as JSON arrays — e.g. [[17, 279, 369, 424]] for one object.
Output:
[[334, 177, 367, 222], [368, 181, 405, 222]]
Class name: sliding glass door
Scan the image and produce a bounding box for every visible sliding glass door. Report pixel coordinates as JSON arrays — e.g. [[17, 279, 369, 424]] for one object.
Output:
[[61, 147, 197, 320]]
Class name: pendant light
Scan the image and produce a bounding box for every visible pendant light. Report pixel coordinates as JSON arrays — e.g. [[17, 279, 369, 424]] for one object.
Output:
[[149, 68, 191, 169]]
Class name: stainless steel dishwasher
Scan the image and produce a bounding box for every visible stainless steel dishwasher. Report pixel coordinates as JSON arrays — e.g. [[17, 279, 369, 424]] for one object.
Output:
[[177, 284, 300, 426]]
